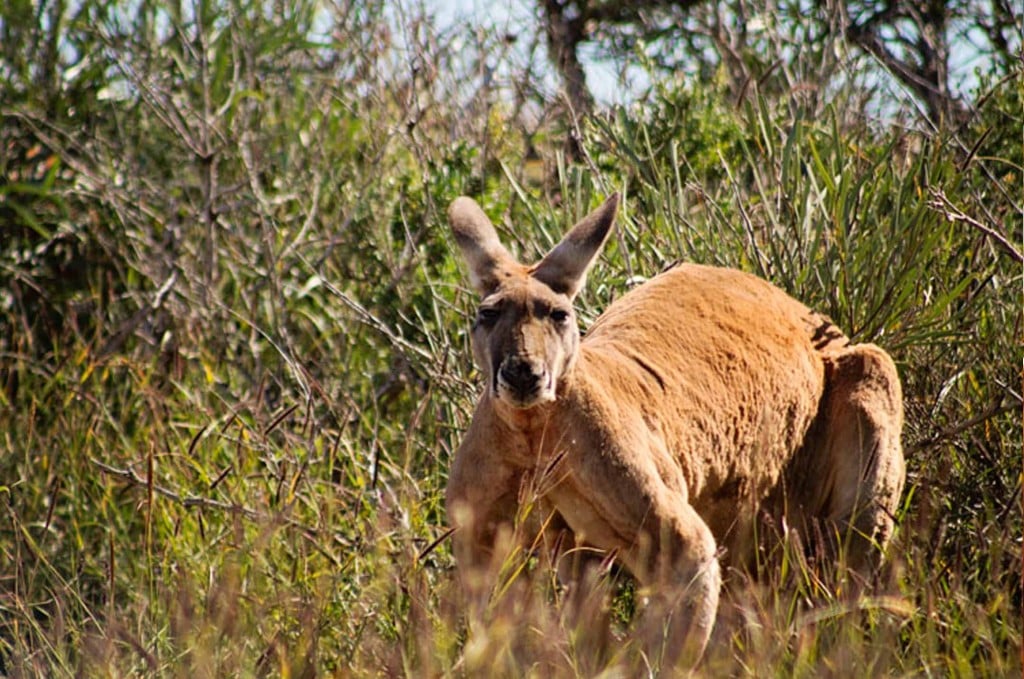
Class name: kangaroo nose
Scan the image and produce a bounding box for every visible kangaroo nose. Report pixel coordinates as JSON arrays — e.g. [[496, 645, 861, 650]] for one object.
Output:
[[499, 359, 540, 393]]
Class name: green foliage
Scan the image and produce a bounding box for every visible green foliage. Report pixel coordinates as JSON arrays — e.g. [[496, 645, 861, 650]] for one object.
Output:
[[1, 1, 1019, 677]]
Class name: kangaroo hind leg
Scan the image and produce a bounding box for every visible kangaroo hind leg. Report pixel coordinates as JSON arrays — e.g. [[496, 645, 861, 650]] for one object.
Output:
[[815, 343, 906, 578]]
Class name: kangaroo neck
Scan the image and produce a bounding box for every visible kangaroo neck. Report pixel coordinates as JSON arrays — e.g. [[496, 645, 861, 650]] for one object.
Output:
[[484, 370, 584, 469], [490, 396, 558, 436]]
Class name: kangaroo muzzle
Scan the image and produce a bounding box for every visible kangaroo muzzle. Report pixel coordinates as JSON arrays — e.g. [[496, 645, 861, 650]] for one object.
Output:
[[495, 356, 551, 407]]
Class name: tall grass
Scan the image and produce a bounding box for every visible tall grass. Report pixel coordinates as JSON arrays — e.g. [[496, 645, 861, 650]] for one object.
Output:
[[1, 1, 1020, 676]]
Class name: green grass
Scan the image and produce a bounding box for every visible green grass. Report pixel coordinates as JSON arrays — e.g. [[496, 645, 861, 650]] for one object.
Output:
[[1, 2, 1020, 676]]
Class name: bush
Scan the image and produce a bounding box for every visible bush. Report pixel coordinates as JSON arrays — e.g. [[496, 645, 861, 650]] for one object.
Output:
[[0, 1, 1019, 676]]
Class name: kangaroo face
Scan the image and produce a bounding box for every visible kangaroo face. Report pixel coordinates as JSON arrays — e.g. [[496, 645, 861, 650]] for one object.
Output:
[[472, 278, 578, 409], [448, 193, 618, 411]]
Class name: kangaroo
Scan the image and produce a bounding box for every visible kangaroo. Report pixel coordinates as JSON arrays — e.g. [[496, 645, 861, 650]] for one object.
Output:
[[444, 193, 905, 668]]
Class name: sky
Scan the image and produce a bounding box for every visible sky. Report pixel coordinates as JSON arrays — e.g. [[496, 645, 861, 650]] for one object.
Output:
[[425, 0, 648, 106], [422, 0, 1015, 121]]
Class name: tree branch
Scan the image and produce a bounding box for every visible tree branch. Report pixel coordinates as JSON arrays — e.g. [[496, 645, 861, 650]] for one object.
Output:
[[541, 0, 595, 158], [927, 188, 1024, 264]]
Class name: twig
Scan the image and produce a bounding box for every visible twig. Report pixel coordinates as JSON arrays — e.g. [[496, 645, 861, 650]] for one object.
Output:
[[927, 188, 1023, 264], [308, 265, 433, 362], [417, 526, 456, 563], [90, 458, 353, 557], [93, 458, 261, 516], [906, 398, 1017, 454]]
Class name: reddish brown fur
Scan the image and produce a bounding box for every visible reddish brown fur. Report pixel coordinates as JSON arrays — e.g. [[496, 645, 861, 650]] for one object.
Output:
[[445, 194, 905, 669]]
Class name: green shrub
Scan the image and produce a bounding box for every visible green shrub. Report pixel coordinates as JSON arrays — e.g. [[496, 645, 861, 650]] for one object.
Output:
[[0, 1, 1018, 676]]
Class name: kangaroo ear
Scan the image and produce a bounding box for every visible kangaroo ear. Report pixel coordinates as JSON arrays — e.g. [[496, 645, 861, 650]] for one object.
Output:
[[449, 197, 518, 295], [533, 193, 619, 299]]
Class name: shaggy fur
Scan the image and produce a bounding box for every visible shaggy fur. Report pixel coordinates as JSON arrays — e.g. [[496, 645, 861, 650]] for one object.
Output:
[[445, 193, 905, 668]]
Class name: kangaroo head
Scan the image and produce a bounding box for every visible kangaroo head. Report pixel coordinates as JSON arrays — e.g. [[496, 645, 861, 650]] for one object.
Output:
[[449, 194, 619, 409]]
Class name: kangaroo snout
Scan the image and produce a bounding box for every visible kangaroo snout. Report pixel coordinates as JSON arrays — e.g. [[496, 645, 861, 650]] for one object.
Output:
[[496, 357, 548, 405]]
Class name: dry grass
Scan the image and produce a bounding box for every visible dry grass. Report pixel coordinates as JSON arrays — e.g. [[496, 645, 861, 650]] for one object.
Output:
[[0, 1, 1020, 676]]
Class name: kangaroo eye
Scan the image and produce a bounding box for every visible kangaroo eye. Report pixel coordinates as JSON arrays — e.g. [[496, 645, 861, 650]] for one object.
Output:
[[550, 309, 570, 323], [478, 307, 500, 324]]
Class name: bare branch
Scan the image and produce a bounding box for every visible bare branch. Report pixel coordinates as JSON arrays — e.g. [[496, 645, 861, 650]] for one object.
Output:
[[91, 458, 354, 559], [927, 188, 1024, 264]]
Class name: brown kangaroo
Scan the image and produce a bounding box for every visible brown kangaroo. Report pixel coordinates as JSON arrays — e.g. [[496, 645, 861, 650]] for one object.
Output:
[[445, 193, 905, 668]]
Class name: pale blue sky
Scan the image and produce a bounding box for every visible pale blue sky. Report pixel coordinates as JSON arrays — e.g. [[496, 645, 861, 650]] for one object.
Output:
[[425, 0, 648, 106], [423, 0, 1010, 120]]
